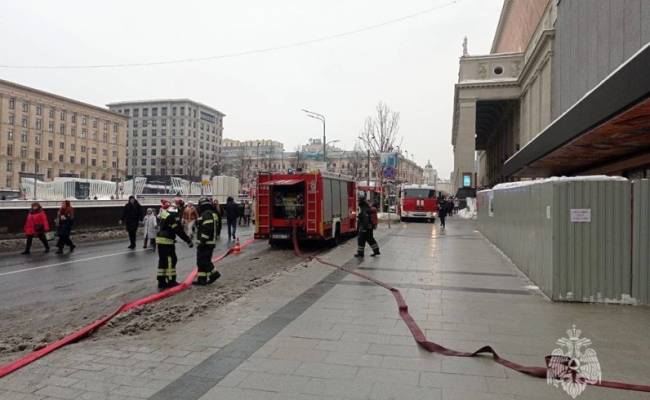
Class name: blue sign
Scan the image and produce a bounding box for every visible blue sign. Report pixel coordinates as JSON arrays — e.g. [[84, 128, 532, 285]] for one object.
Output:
[[383, 166, 395, 179]]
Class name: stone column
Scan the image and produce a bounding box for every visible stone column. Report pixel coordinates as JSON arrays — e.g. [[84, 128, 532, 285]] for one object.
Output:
[[453, 99, 477, 192]]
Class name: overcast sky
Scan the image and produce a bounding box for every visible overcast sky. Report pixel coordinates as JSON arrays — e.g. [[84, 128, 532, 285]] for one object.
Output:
[[0, 0, 502, 178]]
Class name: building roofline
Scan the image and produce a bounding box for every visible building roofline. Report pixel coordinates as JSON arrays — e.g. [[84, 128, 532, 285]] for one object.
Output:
[[106, 98, 226, 117], [0, 78, 127, 120]]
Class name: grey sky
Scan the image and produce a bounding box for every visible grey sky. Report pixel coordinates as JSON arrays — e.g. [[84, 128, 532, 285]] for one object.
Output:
[[0, 0, 502, 178]]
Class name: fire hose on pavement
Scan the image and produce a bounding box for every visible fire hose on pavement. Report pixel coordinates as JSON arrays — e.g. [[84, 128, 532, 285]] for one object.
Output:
[[290, 224, 650, 394], [0, 238, 256, 379]]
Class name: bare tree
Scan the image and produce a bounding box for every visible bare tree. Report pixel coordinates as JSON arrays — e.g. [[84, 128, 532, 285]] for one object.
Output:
[[358, 101, 402, 210]]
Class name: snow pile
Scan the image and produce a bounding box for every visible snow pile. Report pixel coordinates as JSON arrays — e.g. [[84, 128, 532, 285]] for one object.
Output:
[[457, 197, 477, 219], [492, 175, 627, 192]]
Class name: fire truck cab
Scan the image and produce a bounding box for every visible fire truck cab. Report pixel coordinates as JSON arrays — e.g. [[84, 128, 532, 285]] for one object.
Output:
[[399, 184, 438, 223], [255, 171, 357, 244]]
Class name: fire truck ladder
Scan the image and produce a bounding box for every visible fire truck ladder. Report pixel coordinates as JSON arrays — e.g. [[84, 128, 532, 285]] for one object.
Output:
[[257, 174, 271, 236], [306, 188, 317, 232]]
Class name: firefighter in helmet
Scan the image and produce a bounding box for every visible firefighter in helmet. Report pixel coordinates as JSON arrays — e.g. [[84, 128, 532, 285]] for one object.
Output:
[[155, 203, 193, 289], [194, 197, 222, 285], [354, 195, 380, 258]]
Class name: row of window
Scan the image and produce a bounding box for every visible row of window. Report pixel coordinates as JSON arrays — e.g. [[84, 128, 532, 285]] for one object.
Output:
[[119, 105, 210, 120], [128, 128, 221, 144], [4, 122, 119, 143], [7, 99, 120, 130]]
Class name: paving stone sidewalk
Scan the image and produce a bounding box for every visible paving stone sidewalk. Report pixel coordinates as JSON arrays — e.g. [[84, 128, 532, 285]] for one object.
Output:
[[2, 219, 650, 400]]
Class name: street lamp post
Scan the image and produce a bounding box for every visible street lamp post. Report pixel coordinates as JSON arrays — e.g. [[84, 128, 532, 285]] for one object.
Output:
[[301, 109, 326, 163]]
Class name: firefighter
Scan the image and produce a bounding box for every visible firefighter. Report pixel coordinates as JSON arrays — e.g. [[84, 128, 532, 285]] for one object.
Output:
[[355, 196, 380, 258], [194, 197, 222, 285], [155, 204, 193, 289]]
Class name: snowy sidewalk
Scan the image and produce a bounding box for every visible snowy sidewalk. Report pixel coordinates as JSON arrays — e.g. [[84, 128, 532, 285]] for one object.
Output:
[[2, 219, 650, 400]]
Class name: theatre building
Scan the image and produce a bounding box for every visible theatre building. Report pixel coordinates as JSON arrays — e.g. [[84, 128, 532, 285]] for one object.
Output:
[[451, 0, 650, 192]]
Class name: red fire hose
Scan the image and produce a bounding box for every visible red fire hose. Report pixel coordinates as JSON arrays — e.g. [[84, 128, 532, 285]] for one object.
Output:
[[291, 224, 650, 393], [0, 238, 255, 379]]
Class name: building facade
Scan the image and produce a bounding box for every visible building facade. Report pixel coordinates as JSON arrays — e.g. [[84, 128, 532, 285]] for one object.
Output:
[[423, 160, 437, 187], [452, 0, 650, 192], [0, 79, 127, 190], [107, 99, 224, 179]]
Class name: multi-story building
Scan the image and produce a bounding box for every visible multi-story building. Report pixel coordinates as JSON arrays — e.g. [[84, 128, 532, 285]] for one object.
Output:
[[107, 99, 224, 178], [0, 79, 127, 190], [423, 161, 437, 187], [452, 0, 650, 192]]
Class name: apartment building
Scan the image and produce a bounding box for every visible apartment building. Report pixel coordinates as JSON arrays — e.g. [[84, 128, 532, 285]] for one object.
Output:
[[107, 99, 224, 178], [0, 79, 127, 190]]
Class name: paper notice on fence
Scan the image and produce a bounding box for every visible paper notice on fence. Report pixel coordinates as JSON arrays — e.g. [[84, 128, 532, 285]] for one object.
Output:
[[570, 208, 591, 223]]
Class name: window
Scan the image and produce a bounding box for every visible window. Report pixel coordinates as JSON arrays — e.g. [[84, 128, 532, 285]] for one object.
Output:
[[21, 117, 27, 128], [152, 138, 157, 145], [133, 120, 139, 128], [6, 144, 13, 156], [161, 148, 166, 156], [133, 109, 139, 117], [103, 121, 108, 131], [143, 108, 149, 117], [102, 149, 107, 156], [36, 105, 42, 116], [36, 119, 42, 130], [124, 109, 130, 116], [21, 146, 27, 158], [82, 116, 87, 125], [142, 149, 147, 156], [113, 123, 118, 133], [143, 120, 148, 128], [59, 123, 65, 134], [180, 106, 185, 116], [61, 110, 66, 120], [8, 114, 14, 125], [70, 156, 75, 163], [92, 119, 97, 128], [161, 138, 166, 146], [47, 168, 52, 179], [161, 119, 167, 127], [21, 131, 27, 143], [71, 113, 76, 123], [103, 133, 108, 142], [48, 121, 54, 132], [151, 149, 156, 156], [9, 98, 15, 110], [48, 153, 53, 161], [59, 142, 64, 149], [7, 130, 13, 141], [141, 139, 146, 146], [91, 159, 96, 166], [91, 147, 97, 155], [151, 159, 156, 166], [152, 129, 157, 136], [162, 107, 167, 116], [152, 119, 157, 127], [35, 150, 41, 160], [71, 144, 77, 151], [35, 134, 42, 145], [59, 155, 64, 162], [22, 102, 29, 113], [6, 160, 13, 172], [81, 129, 87, 138], [49, 108, 55, 119], [152, 107, 158, 117], [141, 168, 147, 175], [70, 127, 76, 136], [21, 162, 26, 172]]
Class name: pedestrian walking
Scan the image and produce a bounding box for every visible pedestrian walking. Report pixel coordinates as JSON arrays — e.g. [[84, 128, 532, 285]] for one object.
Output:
[[22, 202, 50, 255], [182, 201, 199, 239], [155, 204, 193, 289], [194, 198, 221, 285], [55, 200, 75, 254], [243, 201, 251, 226], [225, 196, 239, 240], [120, 195, 143, 249], [354, 197, 380, 258], [143, 208, 158, 249], [438, 199, 448, 229]]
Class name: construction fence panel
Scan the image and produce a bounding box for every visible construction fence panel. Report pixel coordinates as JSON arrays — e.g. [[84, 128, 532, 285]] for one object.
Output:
[[632, 179, 650, 304]]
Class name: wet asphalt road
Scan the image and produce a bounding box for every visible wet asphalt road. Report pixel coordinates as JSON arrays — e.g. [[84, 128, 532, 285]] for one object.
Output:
[[0, 226, 254, 309]]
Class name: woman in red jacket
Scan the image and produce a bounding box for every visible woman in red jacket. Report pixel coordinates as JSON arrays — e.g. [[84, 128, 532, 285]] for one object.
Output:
[[22, 202, 50, 255]]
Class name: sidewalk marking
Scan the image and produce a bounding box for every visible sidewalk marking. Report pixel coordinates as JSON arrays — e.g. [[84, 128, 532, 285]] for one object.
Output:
[[0, 249, 149, 277], [337, 280, 532, 295]]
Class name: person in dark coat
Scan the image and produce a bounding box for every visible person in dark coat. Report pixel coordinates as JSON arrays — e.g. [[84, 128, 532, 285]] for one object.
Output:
[[224, 196, 239, 240], [438, 199, 448, 229], [22, 202, 50, 255], [354, 197, 380, 258], [55, 200, 76, 254], [120, 195, 143, 249]]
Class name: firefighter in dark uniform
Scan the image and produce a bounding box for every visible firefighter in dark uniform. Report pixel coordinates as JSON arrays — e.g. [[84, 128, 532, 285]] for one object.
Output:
[[156, 205, 193, 289], [194, 198, 222, 285], [355, 197, 380, 257]]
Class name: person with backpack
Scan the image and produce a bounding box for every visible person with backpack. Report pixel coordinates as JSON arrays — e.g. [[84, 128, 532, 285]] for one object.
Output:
[[55, 200, 75, 254], [354, 197, 380, 258], [22, 202, 50, 255]]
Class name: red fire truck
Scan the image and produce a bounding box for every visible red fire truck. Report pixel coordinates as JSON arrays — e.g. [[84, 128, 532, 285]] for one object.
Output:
[[399, 184, 438, 223], [255, 171, 358, 244]]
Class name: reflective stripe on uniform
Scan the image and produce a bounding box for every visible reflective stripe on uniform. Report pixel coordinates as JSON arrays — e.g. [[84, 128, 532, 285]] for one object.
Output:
[[157, 269, 165, 276], [156, 237, 174, 245], [202, 219, 213, 224], [166, 256, 174, 278], [201, 233, 210, 239]]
